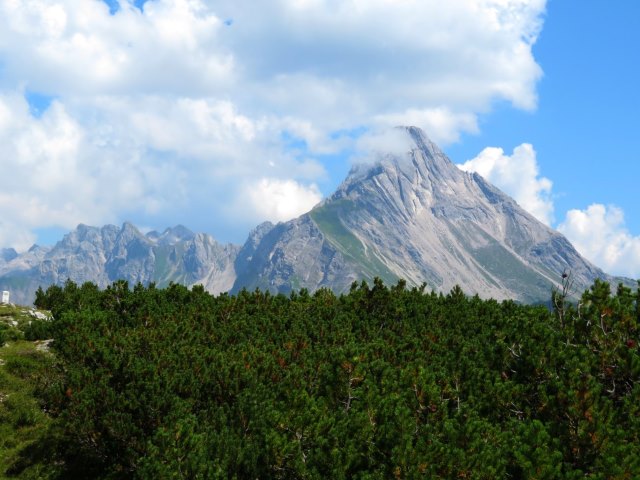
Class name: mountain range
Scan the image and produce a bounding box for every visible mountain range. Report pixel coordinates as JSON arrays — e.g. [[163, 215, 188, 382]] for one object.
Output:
[[0, 127, 630, 305]]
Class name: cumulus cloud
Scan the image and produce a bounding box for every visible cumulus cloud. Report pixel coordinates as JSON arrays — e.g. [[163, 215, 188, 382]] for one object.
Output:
[[0, 93, 185, 249], [0, 0, 547, 248], [0, 0, 234, 95], [242, 178, 322, 223], [458, 143, 554, 225], [558, 204, 640, 278]]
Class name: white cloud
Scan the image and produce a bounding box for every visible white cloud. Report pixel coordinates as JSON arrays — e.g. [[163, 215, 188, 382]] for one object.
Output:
[[242, 178, 322, 223], [0, 91, 329, 248], [223, 0, 544, 104], [0, 0, 545, 117], [0, 0, 547, 248], [0, 0, 234, 95], [0, 93, 184, 249], [458, 143, 554, 225], [353, 128, 414, 162], [558, 204, 640, 278]]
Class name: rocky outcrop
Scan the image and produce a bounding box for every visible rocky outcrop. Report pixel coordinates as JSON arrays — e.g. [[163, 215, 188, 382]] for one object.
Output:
[[231, 216, 360, 294]]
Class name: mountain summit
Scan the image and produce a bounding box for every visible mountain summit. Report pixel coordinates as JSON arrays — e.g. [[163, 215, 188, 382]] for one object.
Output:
[[232, 127, 614, 302], [0, 127, 626, 304]]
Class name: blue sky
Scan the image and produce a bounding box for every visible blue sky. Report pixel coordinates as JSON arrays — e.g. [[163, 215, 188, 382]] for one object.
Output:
[[0, 0, 638, 276], [448, 0, 640, 276], [449, 0, 640, 220]]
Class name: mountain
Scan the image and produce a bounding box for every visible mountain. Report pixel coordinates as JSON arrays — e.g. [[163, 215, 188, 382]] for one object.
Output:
[[0, 248, 18, 263], [0, 127, 631, 304], [0, 223, 238, 305], [231, 127, 626, 302]]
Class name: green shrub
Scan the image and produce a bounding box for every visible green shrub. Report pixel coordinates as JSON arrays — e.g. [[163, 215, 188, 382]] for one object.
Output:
[[23, 319, 54, 341], [6, 279, 640, 479]]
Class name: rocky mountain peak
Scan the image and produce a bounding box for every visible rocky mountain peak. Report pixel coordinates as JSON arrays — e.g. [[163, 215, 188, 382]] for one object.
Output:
[[329, 126, 474, 226], [343, 127, 460, 187], [119, 221, 145, 239], [58, 224, 99, 247], [27, 244, 50, 256], [156, 225, 196, 245], [235, 126, 626, 302]]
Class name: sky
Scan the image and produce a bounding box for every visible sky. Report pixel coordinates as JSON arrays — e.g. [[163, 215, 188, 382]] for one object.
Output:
[[0, 0, 638, 278]]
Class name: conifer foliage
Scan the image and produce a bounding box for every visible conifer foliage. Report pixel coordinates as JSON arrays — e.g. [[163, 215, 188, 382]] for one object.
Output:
[[7, 278, 640, 478]]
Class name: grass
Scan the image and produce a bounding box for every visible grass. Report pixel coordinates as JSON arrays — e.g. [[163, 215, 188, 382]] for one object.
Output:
[[0, 340, 56, 478], [0, 304, 57, 479], [309, 200, 397, 286]]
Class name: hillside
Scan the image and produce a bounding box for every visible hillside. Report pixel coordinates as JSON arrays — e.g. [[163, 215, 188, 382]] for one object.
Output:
[[0, 302, 54, 478]]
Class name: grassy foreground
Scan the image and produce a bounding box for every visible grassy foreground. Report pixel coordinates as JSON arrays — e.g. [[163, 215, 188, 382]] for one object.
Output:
[[0, 340, 56, 479], [0, 303, 57, 478]]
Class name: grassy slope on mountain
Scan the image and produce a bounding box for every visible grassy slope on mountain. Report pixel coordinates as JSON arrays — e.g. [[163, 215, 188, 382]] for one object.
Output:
[[309, 200, 397, 286]]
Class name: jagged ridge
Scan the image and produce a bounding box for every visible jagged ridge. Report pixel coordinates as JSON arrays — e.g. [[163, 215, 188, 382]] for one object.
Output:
[[0, 223, 238, 304]]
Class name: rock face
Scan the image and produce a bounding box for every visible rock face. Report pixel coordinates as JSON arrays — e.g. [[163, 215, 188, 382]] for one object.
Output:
[[0, 223, 239, 305], [0, 248, 18, 263], [0, 127, 631, 304], [231, 127, 626, 302]]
